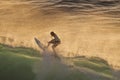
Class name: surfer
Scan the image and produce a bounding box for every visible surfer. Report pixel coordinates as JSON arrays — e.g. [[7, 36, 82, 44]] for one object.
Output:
[[34, 31, 61, 59], [47, 31, 61, 58], [47, 31, 61, 49]]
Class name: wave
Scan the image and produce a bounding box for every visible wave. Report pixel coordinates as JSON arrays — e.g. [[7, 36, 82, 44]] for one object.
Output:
[[33, 0, 119, 18]]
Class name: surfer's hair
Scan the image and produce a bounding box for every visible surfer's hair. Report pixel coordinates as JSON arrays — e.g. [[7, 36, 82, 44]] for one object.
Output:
[[50, 31, 55, 36]]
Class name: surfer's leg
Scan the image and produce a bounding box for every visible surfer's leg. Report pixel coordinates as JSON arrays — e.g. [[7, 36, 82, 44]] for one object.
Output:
[[52, 43, 58, 49], [47, 39, 55, 48], [52, 46, 60, 59], [52, 44, 59, 57], [47, 42, 50, 48]]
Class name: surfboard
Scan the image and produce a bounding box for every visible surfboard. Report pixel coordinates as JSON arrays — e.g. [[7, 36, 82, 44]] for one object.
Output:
[[34, 37, 46, 51], [34, 37, 61, 60]]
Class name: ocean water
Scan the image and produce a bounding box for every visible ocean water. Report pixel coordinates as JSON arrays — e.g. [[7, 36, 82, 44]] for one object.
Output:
[[0, 0, 120, 68]]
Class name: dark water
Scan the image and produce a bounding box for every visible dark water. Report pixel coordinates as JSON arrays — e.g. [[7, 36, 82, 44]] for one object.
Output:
[[33, 0, 120, 15], [31, 0, 120, 27]]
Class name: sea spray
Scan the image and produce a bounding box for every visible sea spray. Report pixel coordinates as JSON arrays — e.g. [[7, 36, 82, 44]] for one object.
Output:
[[33, 50, 72, 80]]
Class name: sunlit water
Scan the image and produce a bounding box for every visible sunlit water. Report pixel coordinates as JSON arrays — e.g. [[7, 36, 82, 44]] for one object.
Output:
[[0, 0, 120, 69]]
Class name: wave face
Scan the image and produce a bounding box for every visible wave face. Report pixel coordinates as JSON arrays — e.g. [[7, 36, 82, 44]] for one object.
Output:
[[0, 0, 120, 69]]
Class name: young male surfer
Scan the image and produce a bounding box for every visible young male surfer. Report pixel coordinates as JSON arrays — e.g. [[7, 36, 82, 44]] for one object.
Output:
[[47, 31, 61, 57]]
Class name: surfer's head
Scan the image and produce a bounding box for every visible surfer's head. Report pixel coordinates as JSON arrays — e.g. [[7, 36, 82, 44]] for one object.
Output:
[[50, 31, 55, 36]]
